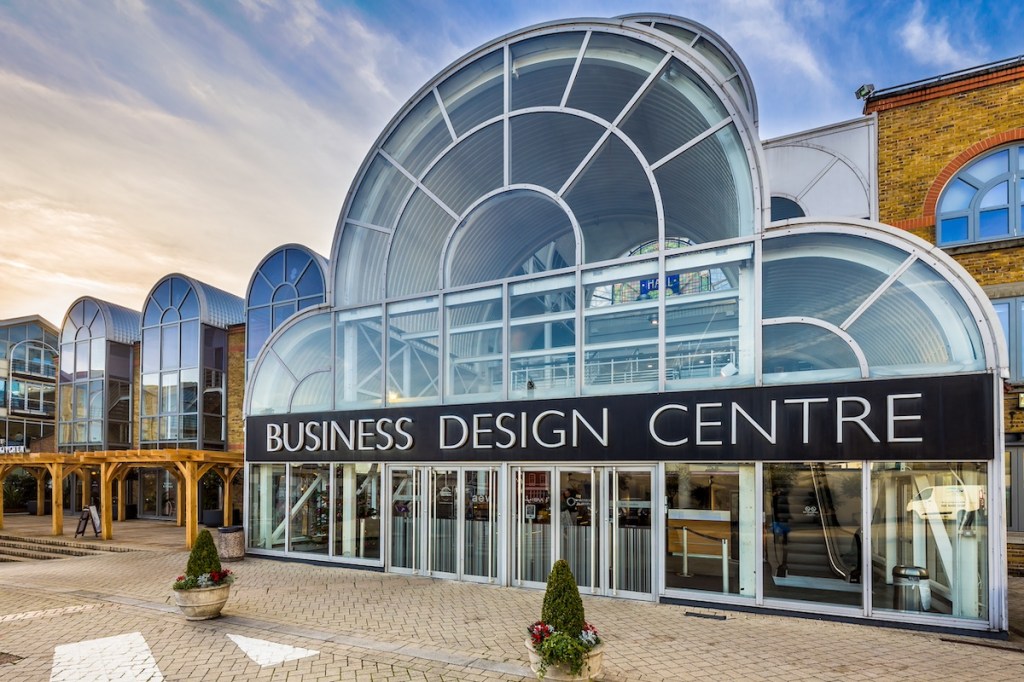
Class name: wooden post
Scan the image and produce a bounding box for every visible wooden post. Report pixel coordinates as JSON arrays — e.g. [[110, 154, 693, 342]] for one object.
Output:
[[35, 471, 46, 516], [99, 463, 113, 540], [219, 467, 241, 527], [49, 463, 64, 536], [185, 461, 198, 549], [175, 472, 185, 527], [0, 464, 9, 530], [117, 474, 127, 522]]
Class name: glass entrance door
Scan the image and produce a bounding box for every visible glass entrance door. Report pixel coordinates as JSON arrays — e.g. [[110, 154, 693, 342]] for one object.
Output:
[[606, 468, 654, 597], [389, 468, 421, 572], [512, 466, 655, 599], [429, 468, 458, 576]]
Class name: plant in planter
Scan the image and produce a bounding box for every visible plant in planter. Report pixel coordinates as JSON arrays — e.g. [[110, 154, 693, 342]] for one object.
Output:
[[172, 529, 235, 620], [525, 559, 604, 680]]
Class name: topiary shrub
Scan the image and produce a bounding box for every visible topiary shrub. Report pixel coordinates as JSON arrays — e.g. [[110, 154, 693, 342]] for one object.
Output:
[[541, 559, 585, 636], [186, 529, 222, 577]]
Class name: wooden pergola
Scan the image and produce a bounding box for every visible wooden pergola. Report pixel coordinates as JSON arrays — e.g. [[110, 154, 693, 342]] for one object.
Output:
[[0, 450, 243, 548]]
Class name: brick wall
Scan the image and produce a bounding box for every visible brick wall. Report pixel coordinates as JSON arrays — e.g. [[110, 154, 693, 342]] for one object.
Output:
[[226, 324, 245, 453], [1009, 543, 1024, 576]]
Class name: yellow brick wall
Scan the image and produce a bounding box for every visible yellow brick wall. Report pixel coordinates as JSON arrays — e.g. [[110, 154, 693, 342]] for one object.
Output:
[[875, 76, 1024, 230], [226, 325, 245, 453]]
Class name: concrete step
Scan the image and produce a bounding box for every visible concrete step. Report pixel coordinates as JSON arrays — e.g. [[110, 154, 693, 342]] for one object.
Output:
[[0, 546, 64, 561], [0, 533, 134, 554], [0, 539, 99, 558]]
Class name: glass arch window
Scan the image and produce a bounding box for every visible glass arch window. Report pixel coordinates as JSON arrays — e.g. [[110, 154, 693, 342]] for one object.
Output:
[[246, 246, 327, 375], [141, 277, 200, 447], [331, 20, 762, 306], [937, 144, 1024, 246], [58, 298, 137, 451]]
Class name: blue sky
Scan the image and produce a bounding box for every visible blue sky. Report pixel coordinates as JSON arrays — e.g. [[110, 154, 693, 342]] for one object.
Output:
[[0, 0, 1019, 326]]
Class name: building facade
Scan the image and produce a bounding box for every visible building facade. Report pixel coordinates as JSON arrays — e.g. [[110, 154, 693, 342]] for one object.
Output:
[[241, 15, 1008, 634], [862, 56, 1024, 569]]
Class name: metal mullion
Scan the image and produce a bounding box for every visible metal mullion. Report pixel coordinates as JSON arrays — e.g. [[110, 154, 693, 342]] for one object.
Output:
[[862, 461, 872, 618], [754, 461, 764, 605], [378, 149, 460, 221], [839, 255, 917, 331], [503, 44, 510, 187], [658, 251, 666, 392], [433, 88, 457, 142], [560, 31, 591, 107], [575, 269, 584, 396], [650, 117, 731, 172]]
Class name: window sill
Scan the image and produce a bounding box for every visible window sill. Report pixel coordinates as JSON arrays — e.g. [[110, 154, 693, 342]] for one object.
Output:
[[941, 235, 1024, 255]]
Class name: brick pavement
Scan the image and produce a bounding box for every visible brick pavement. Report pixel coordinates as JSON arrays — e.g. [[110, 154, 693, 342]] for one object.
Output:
[[0, 518, 1023, 680]]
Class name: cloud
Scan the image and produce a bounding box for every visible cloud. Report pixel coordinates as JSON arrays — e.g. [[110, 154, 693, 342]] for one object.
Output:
[[899, 1, 981, 69]]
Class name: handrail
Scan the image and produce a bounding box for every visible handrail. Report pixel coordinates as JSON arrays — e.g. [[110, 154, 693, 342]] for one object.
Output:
[[677, 526, 729, 593], [809, 465, 854, 581]]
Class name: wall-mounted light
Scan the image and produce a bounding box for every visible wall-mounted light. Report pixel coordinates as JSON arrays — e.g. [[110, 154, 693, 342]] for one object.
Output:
[[854, 83, 875, 99], [648, 314, 658, 325], [1017, 392, 1024, 409]]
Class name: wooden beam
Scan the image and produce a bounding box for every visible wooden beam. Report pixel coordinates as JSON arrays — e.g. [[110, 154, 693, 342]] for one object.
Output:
[[183, 461, 199, 549], [34, 472, 46, 517], [117, 475, 127, 522], [80, 472, 90, 510]]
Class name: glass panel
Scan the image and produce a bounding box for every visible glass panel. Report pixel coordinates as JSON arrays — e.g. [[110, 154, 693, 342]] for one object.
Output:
[[387, 189, 455, 297], [979, 208, 1009, 238], [160, 325, 179, 370], [980, 181, 1008, 209], [559, 470, 596, 589], [179, 287, 199, 320], [621, 57, 726, 164], [967, 149, 1008, 183], [273, 302, 297, 329], [510, 112, 605, 192], [938, 178, 975, 213], [73, 383, 88, 419], [335, 307, 384, 409], [870, 462, 988, 620], [438, 48, 503, 135], [849, 259, 984, 373], [382, 93, 450, 178], [665, 463, 756, 598], [566, 32, 665, 123], [565, 135, 658, 264], [181, 368, 199, 415], [446, 288, 503, 400], [335, 224, 388, 307], [939, 216, 968, 244], [249, 272, 273, 307], [429, 468, 458, 574], [179, 320, 199, 371], [284, 248, 310, 284], [289, 463, 330, 555], [295, 265, 324, 299], [160, 371, 178, 414], [510, 32, 583, 110], [762, 324, 860, 381], [246, 307, 272, 361], [88, 380, 103, 419], [387, 298, 440, 405], [89, 337, 104, 377], [334, 463, 381, 560], [249, 463, 286, 551], [390, 468, 420, 570], [75, 339, 89, 380], [765, 463, 863, 607], [422, 122, 503, 217], [348, 154, 414, 229], [657, 123, 754, 243], [464, 468, 497, 579], [513, 468, 553, 584]]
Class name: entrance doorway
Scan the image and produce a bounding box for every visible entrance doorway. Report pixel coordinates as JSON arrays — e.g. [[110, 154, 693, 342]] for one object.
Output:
[[511, 466, 655, 599], [387, 466, 499, 583]]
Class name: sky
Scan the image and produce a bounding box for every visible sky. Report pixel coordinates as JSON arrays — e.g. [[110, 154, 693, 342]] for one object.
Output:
[[0, 0, 1019, 328]]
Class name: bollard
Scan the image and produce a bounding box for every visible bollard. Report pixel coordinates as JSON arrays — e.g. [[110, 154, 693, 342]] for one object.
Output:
[[216, 525, 245, 562], [892, 565, 928, 611]]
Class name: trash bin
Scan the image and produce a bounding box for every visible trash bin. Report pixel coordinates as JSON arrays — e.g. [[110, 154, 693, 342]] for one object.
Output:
[[892, 565, 929, 611], [216, 525, 245, 562]]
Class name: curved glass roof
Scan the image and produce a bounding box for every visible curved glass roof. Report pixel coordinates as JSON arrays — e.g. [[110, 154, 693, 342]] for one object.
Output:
[[617, 13, 758, 128], [246, 244, 328, 366], [330, 18, 764, 306], [62, 297, 141, 346], [142, 274, 244, 330]]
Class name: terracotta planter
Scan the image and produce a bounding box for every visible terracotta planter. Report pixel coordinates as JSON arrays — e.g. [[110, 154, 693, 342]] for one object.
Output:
[[525, 639, 605, 681], [172, 584, 231, 620]]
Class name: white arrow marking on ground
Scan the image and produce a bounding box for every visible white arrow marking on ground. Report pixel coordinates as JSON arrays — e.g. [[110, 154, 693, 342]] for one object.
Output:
[[50, 631, 163, 681], [227, 633, 319, 667]]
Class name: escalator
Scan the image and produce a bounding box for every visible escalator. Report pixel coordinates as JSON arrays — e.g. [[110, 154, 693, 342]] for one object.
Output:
[[766, 464, 861, 601]]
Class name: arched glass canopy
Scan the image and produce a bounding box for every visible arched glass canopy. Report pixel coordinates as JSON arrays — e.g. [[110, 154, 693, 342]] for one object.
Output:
[[247, 19, 1002, 417], [141, 275, 243, 447], [246, 245, 327, 374], [331, 19, 764, 306], [58, 297, 140, 450]]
